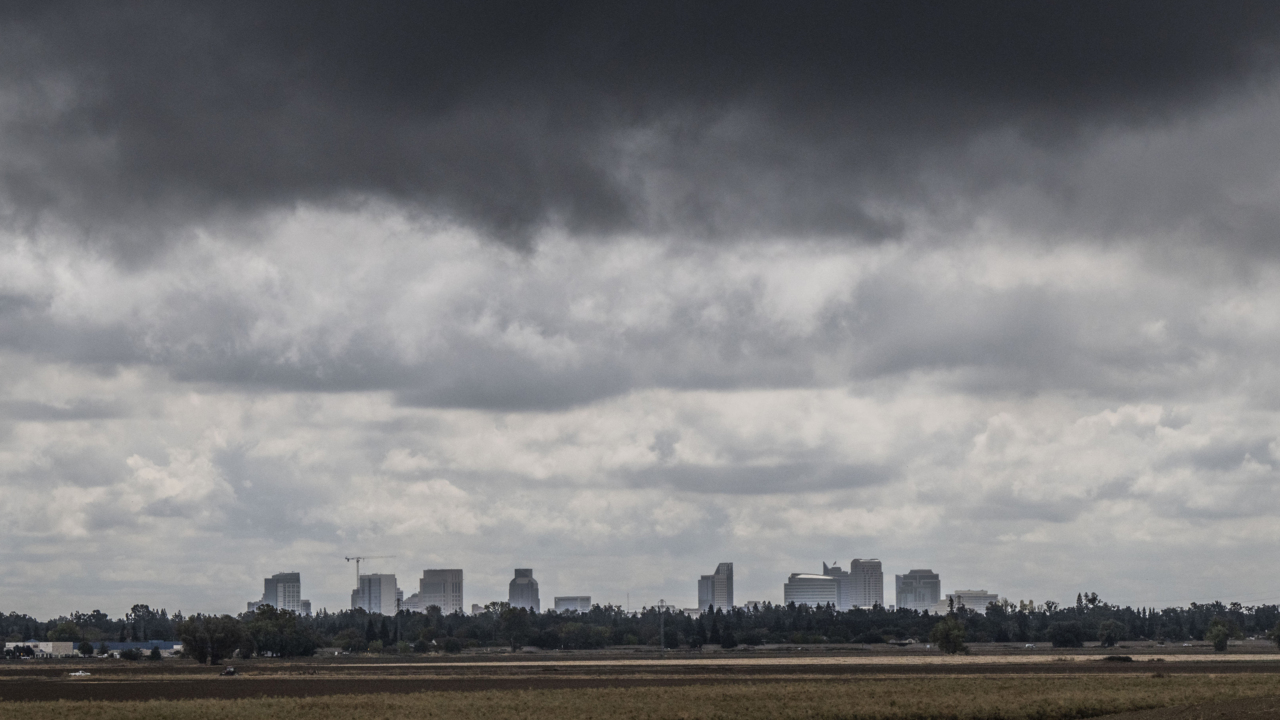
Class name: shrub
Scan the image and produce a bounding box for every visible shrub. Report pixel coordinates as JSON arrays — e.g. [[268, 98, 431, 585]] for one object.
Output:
[[720, 630, 738, 649], [119, 648, 143, 661], [149, 647, 162, 661], [443, 637, 463, 654]]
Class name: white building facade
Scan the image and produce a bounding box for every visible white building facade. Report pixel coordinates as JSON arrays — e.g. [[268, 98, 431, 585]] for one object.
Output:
[[554, 596, 592, 612], [783, 573, 838, 607]]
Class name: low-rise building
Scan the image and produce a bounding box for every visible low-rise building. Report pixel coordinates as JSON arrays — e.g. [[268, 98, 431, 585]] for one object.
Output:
[[783, 573, 838, 607], [935, 589, 1001, 615], [4, 641, 75, 657], [554, 596, 592, 612]]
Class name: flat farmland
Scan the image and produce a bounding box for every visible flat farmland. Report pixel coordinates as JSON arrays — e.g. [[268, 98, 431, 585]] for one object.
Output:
[[3, 649, 1280, 718]]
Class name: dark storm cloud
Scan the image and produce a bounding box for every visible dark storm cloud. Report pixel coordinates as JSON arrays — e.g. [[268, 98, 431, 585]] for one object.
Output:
[[2, 1, 1279, 254]]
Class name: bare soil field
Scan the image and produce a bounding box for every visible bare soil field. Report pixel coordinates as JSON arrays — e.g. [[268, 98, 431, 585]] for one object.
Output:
[[4, 674, 1280, 720], [3, 653, 1280, 702]]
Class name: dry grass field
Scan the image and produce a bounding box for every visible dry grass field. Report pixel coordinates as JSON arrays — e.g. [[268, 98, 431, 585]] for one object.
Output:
[[9, 673, 1280, 720]]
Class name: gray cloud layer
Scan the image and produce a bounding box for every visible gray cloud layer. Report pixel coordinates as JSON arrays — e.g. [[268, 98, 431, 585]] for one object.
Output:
[[3, 1, 1280, 254], [3, 5, 1280, 616]]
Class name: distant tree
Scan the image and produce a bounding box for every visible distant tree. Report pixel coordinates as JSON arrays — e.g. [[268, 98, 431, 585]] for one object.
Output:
[[177, 615, 244, 665], [412, 639, 429, 653], [499, 607, 532, 650], [244, 605, 319, 658], [97, 642, 109, 656], [1049, 621, 1086, 648], [334, 628, 368, 653], [77, 641, 94, 656], [443, 637, 463, 654], [1272, 621, 1280, 651], [48, 621, 82, 642], [1206, 617, 1240, 652], [149, 647, 162, 661], [119, 648, 143, 661], [720, 630, 738, 649], [1097, 620, 1125, 648], [709, 616, 721, 644], [929, 616, 968, 654]]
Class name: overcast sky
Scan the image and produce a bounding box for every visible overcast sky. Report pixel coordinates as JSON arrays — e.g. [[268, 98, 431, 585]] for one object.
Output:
[[4, 1, 1280, 618]]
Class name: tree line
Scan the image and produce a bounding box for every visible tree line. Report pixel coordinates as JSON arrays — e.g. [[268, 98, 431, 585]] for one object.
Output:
[[4, 593, 1279, 663]]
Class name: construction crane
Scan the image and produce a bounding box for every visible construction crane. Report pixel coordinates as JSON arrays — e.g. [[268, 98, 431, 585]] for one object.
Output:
[[345, 556, 395, 589]]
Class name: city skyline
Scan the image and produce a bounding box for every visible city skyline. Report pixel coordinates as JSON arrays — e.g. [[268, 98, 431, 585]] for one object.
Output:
[[4, 3, 1280, 618]]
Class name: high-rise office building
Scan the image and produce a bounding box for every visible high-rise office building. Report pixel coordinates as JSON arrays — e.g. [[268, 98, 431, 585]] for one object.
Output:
[[848, 559, 884, 608], [351, 573, 401, 615], [403, 569, 464, 615], [895, 569, 941, 611], [509, 569, 540, 612], [554, 596, 591, 612], [819, 560, 884, 610], [697, 562, 733, 611], [783, 573, 838, 607], [247, 572, 311, 614]]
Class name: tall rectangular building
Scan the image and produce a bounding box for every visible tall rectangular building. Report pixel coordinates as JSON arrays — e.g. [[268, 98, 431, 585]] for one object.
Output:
[[351, 573, 401, 615], [847, 559, 884, 608], [404, 569, 464, 615], [895, 569, 941, 612], [509, 568, 540, 612], [697, 562, 733, 611], [247, 572, 310, 614]]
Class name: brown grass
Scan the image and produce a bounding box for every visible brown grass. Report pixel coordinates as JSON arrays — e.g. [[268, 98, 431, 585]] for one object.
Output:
[[12, 674, 1280, 720]]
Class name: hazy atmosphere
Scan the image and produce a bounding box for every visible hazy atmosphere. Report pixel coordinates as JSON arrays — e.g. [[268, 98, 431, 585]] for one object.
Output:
[[4, 1, 1280, 617]]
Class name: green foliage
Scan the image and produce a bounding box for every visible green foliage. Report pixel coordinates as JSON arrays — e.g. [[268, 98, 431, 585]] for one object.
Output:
[[443, 637, 463, 653], [720, 629, 738, 648], [149, 646, 162, 660], [177, 614, 244, 665], [47, 621, 82, 642], [118, 648, 143, 660], [929, 615, 967, 654], [77, 641, 94, 656], [1206, 616, 1240, 652], [334, 628, 367, 653], [1097, 620, 1124, 648], [244, 605, 319, 658], [1049, 621, 1085, 648]]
